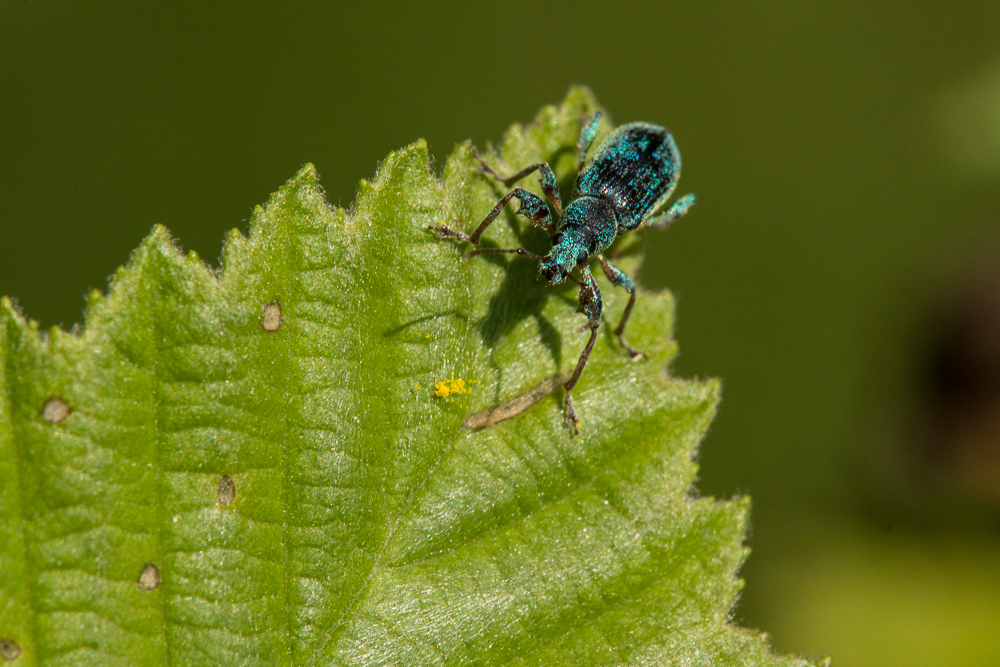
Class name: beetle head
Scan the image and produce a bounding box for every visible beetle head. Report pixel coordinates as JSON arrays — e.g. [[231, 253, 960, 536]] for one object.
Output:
[[540, 226, 592, 284]]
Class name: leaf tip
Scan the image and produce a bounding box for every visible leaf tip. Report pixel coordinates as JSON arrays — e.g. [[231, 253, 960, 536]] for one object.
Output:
[[0, 296, 32, 337], [292, 162, 319, 186], [378, 139, 433, 183], [147, 222, 172, 242], [136, 223, 182, 261], [562, 84, 600, 111], [705, 376, 722, 401]]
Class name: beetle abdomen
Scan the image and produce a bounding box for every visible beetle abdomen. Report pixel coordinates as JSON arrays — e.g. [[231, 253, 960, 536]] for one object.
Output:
[[577, 122, 681, 231]]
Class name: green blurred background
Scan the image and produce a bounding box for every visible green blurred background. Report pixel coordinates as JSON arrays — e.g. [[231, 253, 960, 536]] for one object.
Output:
[[3, 3, 1000, 665]]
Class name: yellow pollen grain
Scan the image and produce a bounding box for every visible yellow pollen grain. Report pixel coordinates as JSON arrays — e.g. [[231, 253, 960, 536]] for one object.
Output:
[[434, 378, 470, 398]]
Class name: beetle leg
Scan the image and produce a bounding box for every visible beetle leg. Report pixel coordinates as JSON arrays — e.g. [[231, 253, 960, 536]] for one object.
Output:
[[577, 111, 603, 171], [477, 158, 563, 219], [645, 193, 696, 229], [563, 265, 602, 434], [463, 247, 543, 262], [428, 186, 556, 243], [597, 255, 645, 361], [507, 188, 558, 235], [574, 264, 604, 332]]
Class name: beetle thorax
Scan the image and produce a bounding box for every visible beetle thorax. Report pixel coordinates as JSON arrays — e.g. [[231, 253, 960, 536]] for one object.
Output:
[[539, 196, 618, 284]]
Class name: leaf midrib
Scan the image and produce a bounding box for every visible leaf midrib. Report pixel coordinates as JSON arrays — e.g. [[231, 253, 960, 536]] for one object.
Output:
[[311, 168, 470, 663], [0, 312, 39, 666], [270, 217, 297, 667], [147, 272, 172, 667]]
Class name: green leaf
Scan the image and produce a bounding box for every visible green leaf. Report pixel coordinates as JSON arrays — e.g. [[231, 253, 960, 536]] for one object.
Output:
[[0, 88, 825, 667]]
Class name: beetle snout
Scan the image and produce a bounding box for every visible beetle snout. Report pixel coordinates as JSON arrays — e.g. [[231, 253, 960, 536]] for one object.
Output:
[[539, 259, 567, 284]]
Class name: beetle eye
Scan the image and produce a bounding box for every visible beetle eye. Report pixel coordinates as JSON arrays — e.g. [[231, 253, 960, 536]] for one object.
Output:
[[576, 250, 588, 264], [553, 232, 564, 245]]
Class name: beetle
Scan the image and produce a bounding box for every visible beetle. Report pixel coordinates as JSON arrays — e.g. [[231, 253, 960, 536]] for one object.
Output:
[[430, 112, 695, 433]]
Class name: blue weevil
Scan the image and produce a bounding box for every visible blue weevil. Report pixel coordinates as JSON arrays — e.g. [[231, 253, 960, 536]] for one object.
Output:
[[431, 112, 695, 433]]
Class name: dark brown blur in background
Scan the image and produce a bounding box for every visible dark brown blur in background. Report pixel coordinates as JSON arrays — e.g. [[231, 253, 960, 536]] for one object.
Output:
[[3, 4, 1000, 664]]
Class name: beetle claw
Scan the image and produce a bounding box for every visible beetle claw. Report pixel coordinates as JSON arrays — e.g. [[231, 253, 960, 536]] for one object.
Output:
[[428, 223, 470, 243]]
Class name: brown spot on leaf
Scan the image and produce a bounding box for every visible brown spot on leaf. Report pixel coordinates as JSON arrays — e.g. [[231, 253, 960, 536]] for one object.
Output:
[[217, 475, 236, 506], [261, 300, 282, 332], [136, 563, 160, 591], [0, 638, 22, 661], [41, 397, 70, 424]]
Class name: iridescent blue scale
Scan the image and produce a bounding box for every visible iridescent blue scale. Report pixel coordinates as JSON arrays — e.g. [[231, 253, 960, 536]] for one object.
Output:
[[577, 123, 681, 231]]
